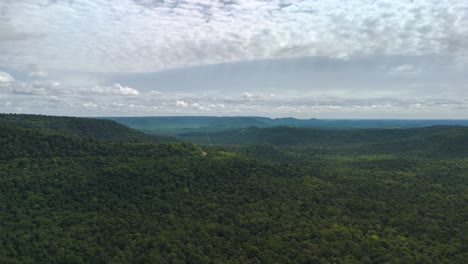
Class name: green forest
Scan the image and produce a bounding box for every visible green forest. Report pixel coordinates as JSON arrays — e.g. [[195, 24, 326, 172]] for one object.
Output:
[[0, 114, 467, 263], [104, 116, 468, 135]]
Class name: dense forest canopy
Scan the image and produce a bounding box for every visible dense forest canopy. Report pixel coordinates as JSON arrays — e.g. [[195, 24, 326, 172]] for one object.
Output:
[[0, 113, 467, 263], [0, 114, 172, 142]]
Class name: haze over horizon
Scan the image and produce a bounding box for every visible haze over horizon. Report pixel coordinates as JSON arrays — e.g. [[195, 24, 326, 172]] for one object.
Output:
[[1, 0, 467, 118]]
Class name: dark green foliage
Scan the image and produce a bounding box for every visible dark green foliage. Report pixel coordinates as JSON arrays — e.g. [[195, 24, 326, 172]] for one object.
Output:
[[0, 114, 467, 263], [179, 126, 468, 157], [0, 113, 172, 142]]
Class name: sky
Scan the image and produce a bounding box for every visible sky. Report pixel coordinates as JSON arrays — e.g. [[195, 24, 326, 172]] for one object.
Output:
[[0, 0, 467, 118]]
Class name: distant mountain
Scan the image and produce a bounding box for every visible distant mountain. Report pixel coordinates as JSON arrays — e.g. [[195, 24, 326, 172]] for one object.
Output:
[[103, 116, 323, 135], [360, 126, 468, 156], [178, 125, 452, 145], [105, 116, 272, 134], [178, 125, 468, 156], [205, 116, 268, 127], [0, 113, 171, 142], [104, 116, 468, 135]]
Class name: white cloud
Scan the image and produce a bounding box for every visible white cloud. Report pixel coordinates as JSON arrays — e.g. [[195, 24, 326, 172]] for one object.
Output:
[[242, 92, 254, 98], [50, 81, 60, 87], [87, 83, 139, 96], [0, 71, 15, 86], [191, 102, 208, 110], [83, 102, 98, 108], [241, 92, 263, 101], [1, 0, 467, 72], [2, 79, 467, 118], [10, 80, 61, 95], [147, 90, 163, 96], [388, 64, 420, 75], [176, 100, 189, 107], [1, 1, 468, 118], [111, 83, 140, 95], [28, 70, 48, 78]]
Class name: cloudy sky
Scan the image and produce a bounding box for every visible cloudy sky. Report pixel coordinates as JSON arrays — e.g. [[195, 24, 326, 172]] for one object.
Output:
[[1, 0, 467, 118]]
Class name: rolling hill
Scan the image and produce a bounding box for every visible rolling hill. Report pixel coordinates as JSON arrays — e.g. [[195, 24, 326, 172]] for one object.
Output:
[[104, 116, 468, 135], [0, 113, 466, 262], [178, 125, 468, 156], [0, 114, 171, 142]]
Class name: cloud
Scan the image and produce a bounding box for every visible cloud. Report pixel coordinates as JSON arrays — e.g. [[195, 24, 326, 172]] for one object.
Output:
[[191, 102, 206, 110], [1, 0, 467, 72], [0, 71, 15, 86], [388, 64, 420, 75], [0, 24, 44, 43], [85, 83, 140, 96], [28, 70, 48, 78], [1, 1, 467, 118], [147, 90, 163, 96], [26, 64, 48, 78], [242, 92, 254, 98], [2, 76, 467, 118], [10, 80, 62, 95], [111, 83, 140, 96], [83, 102, 98, 108], [176, 100, 189, 107]]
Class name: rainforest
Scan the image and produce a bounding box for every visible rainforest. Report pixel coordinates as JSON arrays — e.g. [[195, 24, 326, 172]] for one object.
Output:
[[0, 113, 466, 263]]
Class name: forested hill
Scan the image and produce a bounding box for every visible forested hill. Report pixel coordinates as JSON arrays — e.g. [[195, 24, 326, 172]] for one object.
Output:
[[0, 124, 200, 160], [104, 116, 468, 135], [0, 114, 171, 142], [0, 114, 467, 262], [178, 125, 468, 156]]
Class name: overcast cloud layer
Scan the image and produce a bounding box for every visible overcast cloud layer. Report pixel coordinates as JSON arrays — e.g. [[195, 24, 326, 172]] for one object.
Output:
[[1, 0, 467, 118]]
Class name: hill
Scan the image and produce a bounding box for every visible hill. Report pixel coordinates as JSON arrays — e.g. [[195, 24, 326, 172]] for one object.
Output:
[[0, 124, 197, 161], [103, 116, 324, 135], [0, 115, 466, 262], [178, 125, 468, 156], [0, 114, 171, 142], [104, 116, 468, 135], [104, 116, 270, 134]]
